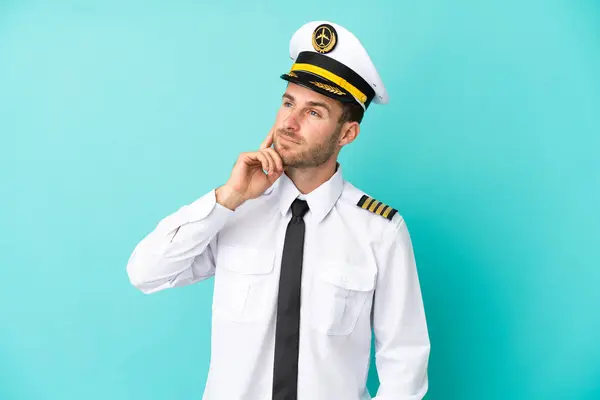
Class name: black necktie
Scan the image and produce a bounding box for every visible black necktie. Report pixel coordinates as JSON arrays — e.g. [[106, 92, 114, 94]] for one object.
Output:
[[272, 198, 310, 400]]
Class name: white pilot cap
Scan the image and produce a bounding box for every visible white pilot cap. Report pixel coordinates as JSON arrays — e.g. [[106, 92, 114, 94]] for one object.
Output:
[[280, 20, 388, 110]]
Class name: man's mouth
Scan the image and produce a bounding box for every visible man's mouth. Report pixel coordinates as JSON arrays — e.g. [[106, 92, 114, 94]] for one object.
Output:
[[278, 134, 301, 145]]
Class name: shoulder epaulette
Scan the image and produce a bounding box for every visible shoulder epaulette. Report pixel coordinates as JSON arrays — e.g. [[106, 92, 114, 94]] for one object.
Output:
[[357, 195, 398, 221]]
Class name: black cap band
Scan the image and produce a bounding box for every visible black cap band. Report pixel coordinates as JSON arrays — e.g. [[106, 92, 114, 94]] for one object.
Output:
[[290, 51, 376, 109]]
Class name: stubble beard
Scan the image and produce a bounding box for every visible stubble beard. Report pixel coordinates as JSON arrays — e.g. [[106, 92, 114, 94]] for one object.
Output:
[[273, 125, 342, 169]]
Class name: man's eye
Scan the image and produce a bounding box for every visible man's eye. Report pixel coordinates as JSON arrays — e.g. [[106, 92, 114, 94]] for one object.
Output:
[[283, 102, 293, 107], [309, 110, 321, 117]]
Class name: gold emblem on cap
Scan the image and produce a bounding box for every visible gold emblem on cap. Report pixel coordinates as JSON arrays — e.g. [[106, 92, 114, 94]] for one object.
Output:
[[312, 24, 337, 54]]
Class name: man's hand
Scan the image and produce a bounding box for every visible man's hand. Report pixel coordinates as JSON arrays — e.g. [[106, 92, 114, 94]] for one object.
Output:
[[216, 129, 284, 210]]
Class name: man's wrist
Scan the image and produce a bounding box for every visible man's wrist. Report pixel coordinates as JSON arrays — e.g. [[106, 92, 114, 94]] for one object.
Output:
[[216, 185, 245, 211]]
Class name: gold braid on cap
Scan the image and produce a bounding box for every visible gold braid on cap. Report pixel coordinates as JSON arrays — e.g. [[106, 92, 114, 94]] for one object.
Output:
[[309, 81, 346, 96]]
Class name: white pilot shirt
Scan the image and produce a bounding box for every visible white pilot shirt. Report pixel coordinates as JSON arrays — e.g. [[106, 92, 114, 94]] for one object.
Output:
[[126, 164, 430, 400]]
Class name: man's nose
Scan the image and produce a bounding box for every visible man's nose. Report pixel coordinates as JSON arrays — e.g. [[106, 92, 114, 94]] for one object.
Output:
[[282, 109, 301, 132]]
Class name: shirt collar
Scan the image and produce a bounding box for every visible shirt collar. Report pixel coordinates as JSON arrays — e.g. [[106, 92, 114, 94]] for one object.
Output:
[[278, 163, 345, 223]]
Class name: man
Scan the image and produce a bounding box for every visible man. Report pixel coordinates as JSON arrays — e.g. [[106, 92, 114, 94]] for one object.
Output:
[[126, 20, 430, 400]]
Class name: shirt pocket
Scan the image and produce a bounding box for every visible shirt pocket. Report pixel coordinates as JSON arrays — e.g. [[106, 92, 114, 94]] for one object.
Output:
[[212, 244, 276, 323], [309, 262, 376, 336]]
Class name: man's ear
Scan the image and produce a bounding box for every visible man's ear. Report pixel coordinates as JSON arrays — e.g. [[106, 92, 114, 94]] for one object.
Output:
[[339, 121, 360, 146]]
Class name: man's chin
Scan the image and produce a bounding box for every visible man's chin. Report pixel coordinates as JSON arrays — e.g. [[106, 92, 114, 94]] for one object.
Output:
[[274, 143, 309, 168], [281, 157, 300, 168], [274, 144, 294, 161], [280, 155, 304, 169]]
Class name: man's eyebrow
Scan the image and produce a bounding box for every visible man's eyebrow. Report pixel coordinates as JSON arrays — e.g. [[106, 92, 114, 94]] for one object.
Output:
[[306, 101, 331, 114], [281, 93, 332, 114]]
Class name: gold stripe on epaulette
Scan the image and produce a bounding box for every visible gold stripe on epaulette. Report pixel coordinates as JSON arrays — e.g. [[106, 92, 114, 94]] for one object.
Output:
[[357, 195, 397, 221]]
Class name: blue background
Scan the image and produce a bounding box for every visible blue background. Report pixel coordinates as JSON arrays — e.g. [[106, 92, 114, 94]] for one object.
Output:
[[2, 0, 599, 399]]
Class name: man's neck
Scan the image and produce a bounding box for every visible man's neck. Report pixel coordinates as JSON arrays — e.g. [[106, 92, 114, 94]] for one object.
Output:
[[285, 159, 338, 195]]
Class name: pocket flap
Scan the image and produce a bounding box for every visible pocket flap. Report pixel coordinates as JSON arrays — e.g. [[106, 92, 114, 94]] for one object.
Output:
[[317, 263, 376, 291], [216, 245, 275, 275]]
